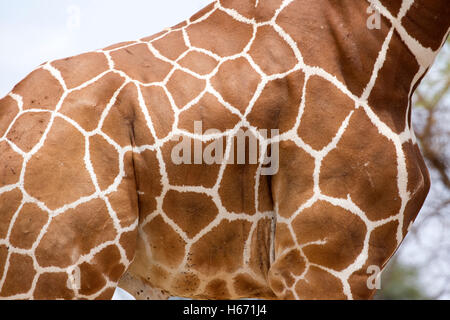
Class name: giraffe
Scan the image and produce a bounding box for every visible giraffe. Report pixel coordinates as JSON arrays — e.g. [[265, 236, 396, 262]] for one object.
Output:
[[0, 0, 449, 300]]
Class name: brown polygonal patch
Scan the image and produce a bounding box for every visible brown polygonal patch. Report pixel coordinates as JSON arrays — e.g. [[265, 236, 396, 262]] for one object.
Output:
[[102, 82, 155, 147], [269, 249, 306, 290], [190, 220, 251, 276], [171, 272, 200, 296], [163, 190, 218, 239], [178, 51, 219, 76], [233, 273, 275, 298], [217, 128, 262, 216], [96, 287, 116, 300], [0, 142, 23, 188], [178, 93, 241, 133], [152, 30, 188, 61], [248, 70, 304, 134], [36, 199, 117, 268], [9, 203, 49, 250], [51, 52, 109, 89], [403, 142, 429, 195], [379, 0, 402, 16], [89, 134, 120, 191], [0, 190, 22, 239], [187, 10, 253, 57], [368, 221, 399, 268], [218, 161, 258, 216], [273, 222, 295, 255], [258, 175, 273, 213], [204, 279, 231, 299], [367, 221, 398, 268], [60, 72, 125, 132], [368, 31, 419, 133], [401, 0, 450, 51], [13, 68, 63, 111], [161, 136, 221, 189], [142, 215, 186, 269], [78, 262, 107, 296], [119, 231, 137, 262], [34, 272, 75, 300], [0, 245, 7, 280], [249, 25, 297, 75], [272, 140, 315, 218], [167, 70, 206, 110], [0, 253, 35, 297], [292, 201, 367, 271], [277, 0, 391, 97], [0, 96, 19, 137], [211, 58, 261, 114], [91, 245, 126, 282], [402, 143, 430, 236], [110, 44, 172, 83], [295, 266, 346, 300], [24, 118, 96, 210], [140, 85, 175, 139], [7, 112, 51, 152], [267, 276, 284, 296], [320, 108, 401, 221], [107, 152, 139, 228], [133, 149, 163, 220], [298, 76, 354, 150]]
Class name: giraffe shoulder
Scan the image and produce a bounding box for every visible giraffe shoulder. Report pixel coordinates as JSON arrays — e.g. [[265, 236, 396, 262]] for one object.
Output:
[[0, 95, 20, 137], [50, 51, 110, 90], [7, 66, 65, 112]]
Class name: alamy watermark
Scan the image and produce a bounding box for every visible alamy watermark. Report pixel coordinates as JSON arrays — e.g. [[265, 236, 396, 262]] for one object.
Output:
[[366, 5, 382, 30], [66, 266, 81, 291], [366, 265, 382, 290], [170, 121, 280, 176], [67, 5, 81, 31]]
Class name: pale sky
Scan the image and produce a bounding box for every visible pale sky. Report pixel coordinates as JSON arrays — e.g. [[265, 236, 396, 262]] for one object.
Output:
[[0, 0, 212, 97]]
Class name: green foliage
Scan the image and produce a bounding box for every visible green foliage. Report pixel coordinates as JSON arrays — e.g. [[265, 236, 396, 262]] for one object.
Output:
[[374, 260, 429, 300]]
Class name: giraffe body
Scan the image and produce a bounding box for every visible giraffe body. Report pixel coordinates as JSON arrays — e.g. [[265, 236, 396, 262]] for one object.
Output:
[[0, 0, 449, 300]]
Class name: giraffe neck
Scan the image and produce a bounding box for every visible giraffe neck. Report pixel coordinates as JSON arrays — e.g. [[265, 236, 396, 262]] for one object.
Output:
[[369, 0, 450, 65], [215, 0, 449, 132], [220, 0, 450, 68]]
